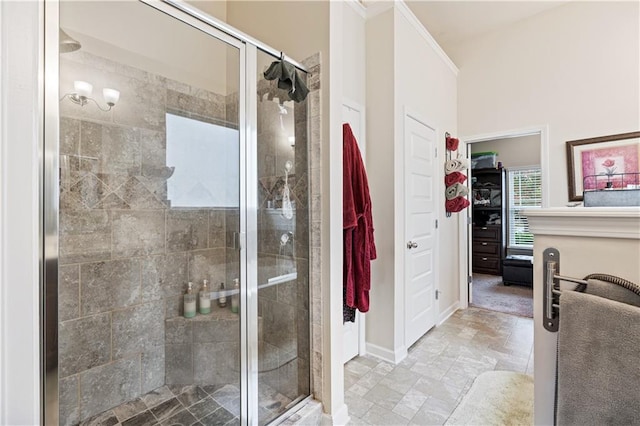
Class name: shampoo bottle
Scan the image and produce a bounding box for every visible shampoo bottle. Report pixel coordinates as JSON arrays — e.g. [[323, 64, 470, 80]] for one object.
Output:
[[231, 278, 239, 313], [218, 282, 227, 308], [183, 282, 196, 318], [199, 279, 211, 314]]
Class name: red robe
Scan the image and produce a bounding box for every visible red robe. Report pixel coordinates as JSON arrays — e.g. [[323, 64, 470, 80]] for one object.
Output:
[[343, 123, 377, 313]]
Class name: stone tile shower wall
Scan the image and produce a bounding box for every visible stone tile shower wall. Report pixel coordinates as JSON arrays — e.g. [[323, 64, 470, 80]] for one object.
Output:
[[300, 53, 322, 407], [57, 51, 238, 425]]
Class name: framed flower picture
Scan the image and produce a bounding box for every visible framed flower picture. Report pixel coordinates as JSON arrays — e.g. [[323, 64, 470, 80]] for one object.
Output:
[[566, 131, 640, 201]]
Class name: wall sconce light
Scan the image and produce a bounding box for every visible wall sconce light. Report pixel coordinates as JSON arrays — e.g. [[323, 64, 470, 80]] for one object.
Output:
[[61, 80, 120, 111]]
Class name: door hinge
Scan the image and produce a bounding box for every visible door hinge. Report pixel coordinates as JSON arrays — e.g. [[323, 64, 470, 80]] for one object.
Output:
[[435, 289, 440, 300], [435, 219, 438, 229], [468, 276, 472, 284]]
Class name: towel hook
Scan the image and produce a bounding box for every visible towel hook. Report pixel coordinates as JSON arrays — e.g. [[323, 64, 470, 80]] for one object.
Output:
[[280, 51, 285, 62]]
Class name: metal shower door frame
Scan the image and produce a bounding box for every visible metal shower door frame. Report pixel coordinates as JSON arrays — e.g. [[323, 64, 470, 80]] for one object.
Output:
[[43, 1, 260, 424]]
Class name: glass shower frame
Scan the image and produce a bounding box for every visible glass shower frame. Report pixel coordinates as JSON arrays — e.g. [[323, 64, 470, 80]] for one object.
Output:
[[42, 1, 311, 425]]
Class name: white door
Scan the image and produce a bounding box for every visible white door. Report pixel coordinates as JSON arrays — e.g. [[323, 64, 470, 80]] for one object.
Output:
[[343, 100, 366, 363], [404, 115, 437, 348]]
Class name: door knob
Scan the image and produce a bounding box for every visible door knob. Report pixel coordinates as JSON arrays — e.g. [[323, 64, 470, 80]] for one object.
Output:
[[407, 241, 418, 249]]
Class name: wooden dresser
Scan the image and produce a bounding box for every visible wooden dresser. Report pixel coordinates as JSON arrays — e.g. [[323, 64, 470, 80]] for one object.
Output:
[[471, 168, 506, 275]]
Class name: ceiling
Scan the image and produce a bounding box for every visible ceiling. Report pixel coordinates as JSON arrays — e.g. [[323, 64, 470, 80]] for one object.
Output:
[[404, 1, 569, 55]]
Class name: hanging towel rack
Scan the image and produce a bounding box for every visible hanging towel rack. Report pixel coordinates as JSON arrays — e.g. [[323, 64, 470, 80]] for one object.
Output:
[[443, 131, 468, 217], [542, 247, 640, 332], [543, 248, 582, 332]]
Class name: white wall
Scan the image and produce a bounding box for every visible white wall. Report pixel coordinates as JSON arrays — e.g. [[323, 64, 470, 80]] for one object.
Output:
[[471, 135, 540, 168], [186, 0, 227, 21], [342, 1, 366, 106], [0, 1, 42, 424], [62, 1, 232, 95], [226, 1, 329, 68], [453, 1, 640, 206], [366, 4, 459, 359], [394, 6, 459, 328], [366, 7, 396, 354], [527, 209, 640, 425]]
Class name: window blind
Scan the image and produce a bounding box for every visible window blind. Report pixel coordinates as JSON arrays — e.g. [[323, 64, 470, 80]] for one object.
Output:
[[507, 167, 542, 248]]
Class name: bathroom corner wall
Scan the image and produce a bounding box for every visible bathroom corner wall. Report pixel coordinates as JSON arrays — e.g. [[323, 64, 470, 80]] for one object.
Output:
[[57, 50, 236, 424]]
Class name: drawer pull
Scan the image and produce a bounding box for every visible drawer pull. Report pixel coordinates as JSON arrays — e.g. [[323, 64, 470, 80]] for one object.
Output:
[[481, 242, 488, 246], [481, 227, 488, 230], [482, 257, 488, 261]]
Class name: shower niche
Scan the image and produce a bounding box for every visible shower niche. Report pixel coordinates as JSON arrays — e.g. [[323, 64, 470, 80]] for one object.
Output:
[[50, 1, 310, 425]]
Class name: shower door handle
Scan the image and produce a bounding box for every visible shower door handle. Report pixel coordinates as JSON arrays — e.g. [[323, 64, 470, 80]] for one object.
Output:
[[233, 232, 245, 251]]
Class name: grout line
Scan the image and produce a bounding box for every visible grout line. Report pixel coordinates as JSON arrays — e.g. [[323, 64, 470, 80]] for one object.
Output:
[[139, 353, 143, 397], [75, 374, 81, 424], [75, 264, 81, 320], [109, 312, 113, 362]]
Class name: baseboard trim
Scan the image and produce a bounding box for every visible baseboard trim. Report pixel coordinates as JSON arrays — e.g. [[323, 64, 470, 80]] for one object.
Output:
[[439, 301, 460, 325], [365, 342, 408, 364], [321, 402, 350, 426]]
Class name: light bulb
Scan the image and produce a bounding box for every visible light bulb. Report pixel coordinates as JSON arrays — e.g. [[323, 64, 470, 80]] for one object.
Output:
[[73, 81, 93, 98], [102, 88, 120, 106]]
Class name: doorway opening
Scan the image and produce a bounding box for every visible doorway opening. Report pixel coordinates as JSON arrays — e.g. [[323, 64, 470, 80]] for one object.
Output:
[[461, 128, 549, 318]]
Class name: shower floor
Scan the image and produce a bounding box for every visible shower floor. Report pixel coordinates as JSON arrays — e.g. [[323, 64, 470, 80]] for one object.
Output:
[[76, 382, 293, 426]]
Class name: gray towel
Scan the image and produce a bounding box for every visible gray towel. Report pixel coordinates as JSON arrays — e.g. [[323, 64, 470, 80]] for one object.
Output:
[[584, 278, 640, 307], [445, 182, 469, 200], [444, 158, 468, 174], [557, 290, 640, 425], [263, 60, 309, 103]]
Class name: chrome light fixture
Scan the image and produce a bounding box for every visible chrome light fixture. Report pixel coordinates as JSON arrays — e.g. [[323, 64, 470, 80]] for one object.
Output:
[[61, 80, 120, 111]]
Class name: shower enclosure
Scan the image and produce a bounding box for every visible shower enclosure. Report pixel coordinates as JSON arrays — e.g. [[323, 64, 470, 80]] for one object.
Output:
[[45, 1, 310, 425]]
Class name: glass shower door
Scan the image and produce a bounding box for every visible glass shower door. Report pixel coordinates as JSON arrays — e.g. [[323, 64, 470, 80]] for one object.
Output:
[[56, 2, 244, 424], [254, 50, 311, 425]]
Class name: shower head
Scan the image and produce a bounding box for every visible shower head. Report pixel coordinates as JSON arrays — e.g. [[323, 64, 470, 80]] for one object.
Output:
[[60, 29, 81, 53]]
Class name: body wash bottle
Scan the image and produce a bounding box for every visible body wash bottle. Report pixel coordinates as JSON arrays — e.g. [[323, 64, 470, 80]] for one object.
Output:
[[231, 278, 239, 313], [183, 282, 196, 318], [199, 279, 211, 314], [218, 282, 227, 308]]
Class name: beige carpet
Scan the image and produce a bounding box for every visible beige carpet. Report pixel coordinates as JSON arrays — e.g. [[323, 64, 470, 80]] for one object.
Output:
[[446, 371, 533, 426], [471, 273, 533, 318]]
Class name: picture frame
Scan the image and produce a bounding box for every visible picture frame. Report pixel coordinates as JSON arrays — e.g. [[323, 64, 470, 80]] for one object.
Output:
[[566, 131, 640, 201]]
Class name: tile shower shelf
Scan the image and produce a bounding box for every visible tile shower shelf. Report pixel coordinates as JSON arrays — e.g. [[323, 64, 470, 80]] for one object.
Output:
[[167, 308, 243, 322]]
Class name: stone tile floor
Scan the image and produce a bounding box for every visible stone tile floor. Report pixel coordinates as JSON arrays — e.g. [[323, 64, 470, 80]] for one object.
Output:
[[78, 384, 239, 426], [344, 307, 534, 425], [78, 381, 292, 426]]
